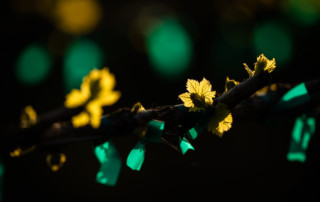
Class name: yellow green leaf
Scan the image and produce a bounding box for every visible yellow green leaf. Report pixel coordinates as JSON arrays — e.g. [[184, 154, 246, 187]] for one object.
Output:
[[186, 79, 200, 94], [178, 92, 193, 108], [254, 54, 276, 74], [207, 103, 233, 137], [243, 54, 276, 77], [179, 78, 216, 111], [243, 63, 254, 77], [224, 76, 239, 93], [131, 102, 146, 114]]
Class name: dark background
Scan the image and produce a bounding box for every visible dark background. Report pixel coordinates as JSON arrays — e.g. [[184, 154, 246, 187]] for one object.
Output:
[[0, 0, 320, 201]]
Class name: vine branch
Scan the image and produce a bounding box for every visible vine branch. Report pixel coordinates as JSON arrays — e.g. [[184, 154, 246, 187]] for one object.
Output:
[[1, 71, 319, 155]]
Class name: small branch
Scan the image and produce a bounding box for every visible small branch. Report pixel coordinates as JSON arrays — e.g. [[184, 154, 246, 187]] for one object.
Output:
[[216, 71, 272, 108], [37, 106, 84, 126]]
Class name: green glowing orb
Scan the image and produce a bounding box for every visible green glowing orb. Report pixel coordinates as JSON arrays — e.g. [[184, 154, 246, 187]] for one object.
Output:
[[64, 39, 103, 92], [284, 0, 319, 25], [16, 44, 52, 85], [146, 19, 193, 79], [0, 161, 4, 177], [253, 22, 293, 66]]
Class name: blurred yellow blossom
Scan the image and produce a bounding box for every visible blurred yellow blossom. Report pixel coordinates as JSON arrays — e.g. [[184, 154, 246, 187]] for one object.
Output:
[[53, 0, 101, 35], [86, 101, 103, 128], [179, 78, 216, 112], [46, 153, 67, 172], [20, 105, 37, 128], [10, 145, 36, 158], [71, 112, 90, 128], [207, 103, 233, 138], [243, 54, 276, 77], [65, 68, 121, 128], [10, 148, 22, 157]]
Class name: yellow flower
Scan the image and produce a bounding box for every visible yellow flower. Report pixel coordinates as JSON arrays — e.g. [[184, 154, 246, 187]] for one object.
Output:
[[20, 105, 37, 128], [65, 68, 121, 128], [224, 76, 239, 93], [179, 78, 216, 112], [207, 103, 233, 138], [243, 54, 276, 77]]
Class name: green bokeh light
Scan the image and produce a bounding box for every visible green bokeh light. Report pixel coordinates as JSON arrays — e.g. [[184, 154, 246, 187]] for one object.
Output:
[[144, 120, 165, 143], [0, 160, 4, 202], [284, 0, 319, 25], [146, 19, 193, 79], [0, 161, 4, 177], [253, 22, 293, 66], [179, 137, 194, 155], [126, 141, 146, 171], [287, 114, 316, 163], [276, 82, 310, 110], [16, 44, 52, 85], [185, 124, 206, 140], [187, 128, 198, 140], [287, 152, 306, 162], [64, 39, 103, 92], [94, 141, 122, 186]]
